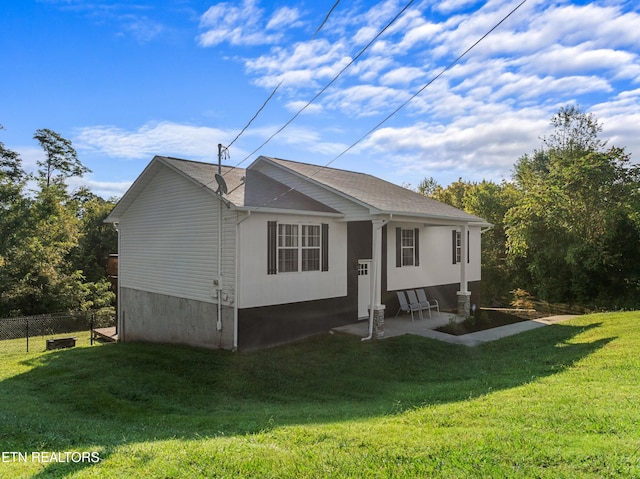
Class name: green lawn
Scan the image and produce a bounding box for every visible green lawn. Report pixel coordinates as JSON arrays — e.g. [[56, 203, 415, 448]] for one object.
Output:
[[0, 312, 638, 478]]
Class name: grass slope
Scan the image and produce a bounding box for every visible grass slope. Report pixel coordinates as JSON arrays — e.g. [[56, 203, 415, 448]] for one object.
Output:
[[0, 312, 638, 478]]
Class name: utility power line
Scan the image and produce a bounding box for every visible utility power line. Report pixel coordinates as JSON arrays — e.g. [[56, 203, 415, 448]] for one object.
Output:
[[225, 0, 416, 173], [221, 0, 343, 155], [242, 0, 529, 212]]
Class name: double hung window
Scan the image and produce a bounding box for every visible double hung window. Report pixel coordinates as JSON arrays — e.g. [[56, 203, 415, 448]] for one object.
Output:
[[268, 222, 329, 274], [395, 227, 420, 267]]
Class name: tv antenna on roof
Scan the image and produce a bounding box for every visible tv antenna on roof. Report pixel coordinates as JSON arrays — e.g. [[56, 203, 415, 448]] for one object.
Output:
[[216, 143, 230, 196]]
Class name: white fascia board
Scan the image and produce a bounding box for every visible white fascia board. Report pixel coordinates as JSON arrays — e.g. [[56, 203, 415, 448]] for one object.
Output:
[[237, 206, 344, 218], [382, 211, 490, 226]]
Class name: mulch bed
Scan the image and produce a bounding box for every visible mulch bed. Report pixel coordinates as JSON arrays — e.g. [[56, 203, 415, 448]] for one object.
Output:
[[436, 308, 546, 336]]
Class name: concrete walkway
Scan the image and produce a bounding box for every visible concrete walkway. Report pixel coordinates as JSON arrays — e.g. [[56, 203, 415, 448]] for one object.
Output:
[[333, 313, 579, 346]]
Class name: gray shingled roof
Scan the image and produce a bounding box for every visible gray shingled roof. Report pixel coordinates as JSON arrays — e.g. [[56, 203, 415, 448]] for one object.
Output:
[[108, 155, 487, 224], [163, 157, 338, 214], [262, 157, 486, 223]]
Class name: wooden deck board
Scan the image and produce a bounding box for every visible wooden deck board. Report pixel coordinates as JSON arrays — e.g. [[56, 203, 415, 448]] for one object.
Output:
[[93, 327, 118, 342]]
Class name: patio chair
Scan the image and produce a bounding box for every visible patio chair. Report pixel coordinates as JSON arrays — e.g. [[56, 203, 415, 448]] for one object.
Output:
[[397, 291, 422, 321], [416, 289, 440, 319], [395, 291, 423, 321]]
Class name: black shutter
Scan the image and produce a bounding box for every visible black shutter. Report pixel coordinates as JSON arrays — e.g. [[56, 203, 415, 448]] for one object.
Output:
[[267, 221, 277, 275], [467, 229, 470, 264], [414, 228, 420, 267], [396, 227, 402, 267], [321, 223, 329, 272], [452, 229, 457, 264]]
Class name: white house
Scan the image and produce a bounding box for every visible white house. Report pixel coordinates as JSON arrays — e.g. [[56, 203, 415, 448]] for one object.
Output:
[[105, 155, 489, 350]]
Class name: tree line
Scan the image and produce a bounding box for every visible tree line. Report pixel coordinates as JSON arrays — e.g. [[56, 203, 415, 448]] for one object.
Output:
[[0, 127, 117, 317], [419, 106, 640, 310]]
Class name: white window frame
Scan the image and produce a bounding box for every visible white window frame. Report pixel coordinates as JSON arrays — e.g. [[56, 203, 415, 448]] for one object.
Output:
[[401, 229, 415, 266], [277, 223, 322, 273]]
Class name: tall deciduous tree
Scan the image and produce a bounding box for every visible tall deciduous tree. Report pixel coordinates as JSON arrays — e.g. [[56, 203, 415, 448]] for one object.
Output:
[[506, 106, 640, 307], [69, 188, 118, 283], [33, 128, 90, 187], [0, 126, 114, 316]]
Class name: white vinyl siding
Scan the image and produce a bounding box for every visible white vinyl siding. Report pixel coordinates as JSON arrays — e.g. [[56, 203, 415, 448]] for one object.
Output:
[[119, 166, 236, 305], [387, 223, 481, 291], [238, 213, 347, 308]]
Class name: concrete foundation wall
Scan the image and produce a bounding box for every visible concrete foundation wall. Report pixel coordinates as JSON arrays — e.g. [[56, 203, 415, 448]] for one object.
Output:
[[120, 287, 234, 350]]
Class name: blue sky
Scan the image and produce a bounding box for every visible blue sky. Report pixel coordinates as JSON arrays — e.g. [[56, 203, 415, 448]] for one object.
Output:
[[1, 0, 639, 198]]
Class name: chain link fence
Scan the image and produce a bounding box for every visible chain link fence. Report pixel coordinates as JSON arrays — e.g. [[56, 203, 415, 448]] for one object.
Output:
[[0, 308, 116, 353]]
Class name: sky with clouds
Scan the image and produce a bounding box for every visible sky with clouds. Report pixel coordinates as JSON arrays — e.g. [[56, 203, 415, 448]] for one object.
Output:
[[1, 0, 639, 198]]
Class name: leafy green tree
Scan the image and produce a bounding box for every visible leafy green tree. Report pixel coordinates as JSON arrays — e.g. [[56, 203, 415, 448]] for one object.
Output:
[[1, 129, 28, 299], [416, 177, 440, 197], [0, 127, 114, 316], [33, 128, 90, 187], [69, 188, 118, 283], [506, 106, 640, 307]]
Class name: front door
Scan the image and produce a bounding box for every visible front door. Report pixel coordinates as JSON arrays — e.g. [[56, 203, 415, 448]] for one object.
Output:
[[357, 260, 372, 319]]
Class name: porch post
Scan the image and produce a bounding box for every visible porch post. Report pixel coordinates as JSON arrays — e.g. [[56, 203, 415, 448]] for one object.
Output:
[[365, 219, 386, 340], [374, 219, 385, 338], [457, 223, 471, 317]]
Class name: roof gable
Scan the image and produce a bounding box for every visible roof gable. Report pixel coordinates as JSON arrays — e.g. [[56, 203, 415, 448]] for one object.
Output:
[[105, 156, 338, 222]]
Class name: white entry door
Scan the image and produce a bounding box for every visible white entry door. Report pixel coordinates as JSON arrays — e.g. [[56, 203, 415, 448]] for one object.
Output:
[[357, 260, 372, 319]]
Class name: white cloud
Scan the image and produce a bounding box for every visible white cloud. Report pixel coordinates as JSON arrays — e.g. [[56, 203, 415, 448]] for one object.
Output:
[[198, 0, 305, 47], [284, 101, 324, 114], [198, 0, 270, 46], [74, 122, 234, 161], [266, 6, 302, 30], [325, 85, 410, 117], [67, 177, 132, 200], [246, 39, 350, 88], [380, 66, 424, 86], [363, 109, 552, 182]]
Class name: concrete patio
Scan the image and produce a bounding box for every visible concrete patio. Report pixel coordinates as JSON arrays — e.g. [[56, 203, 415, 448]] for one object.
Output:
[[332, 312, 578, 346]]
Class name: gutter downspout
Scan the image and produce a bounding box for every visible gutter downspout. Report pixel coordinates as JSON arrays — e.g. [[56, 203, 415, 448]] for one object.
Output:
[[216, 145, 224, 333], [362, 216, 390, 341], [216, 197, 223, 331], [113, 222, 123, 342], [233, 210, 252, 351]]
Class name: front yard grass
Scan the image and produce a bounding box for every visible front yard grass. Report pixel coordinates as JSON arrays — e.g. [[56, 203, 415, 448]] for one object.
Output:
[[0, 312, 638, 478]]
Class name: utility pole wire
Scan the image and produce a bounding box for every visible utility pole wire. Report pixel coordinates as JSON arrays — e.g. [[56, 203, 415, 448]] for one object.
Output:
[[313, 0, 340, 39], [329, 0, 529, 166], [245, 0, 529, 212], [226, 79, 283, 150], [227, 0, 416, 173]]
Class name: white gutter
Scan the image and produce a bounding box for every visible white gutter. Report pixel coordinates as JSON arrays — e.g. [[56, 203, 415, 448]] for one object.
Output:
[[113, 222, 123, 342], [362, 216, 390, 341]]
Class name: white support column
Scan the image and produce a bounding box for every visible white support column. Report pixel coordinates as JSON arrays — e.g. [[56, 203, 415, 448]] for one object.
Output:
[[364, 219, 387, 341], [460, 223, 468, 293], [457, 223, 471, 316]]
